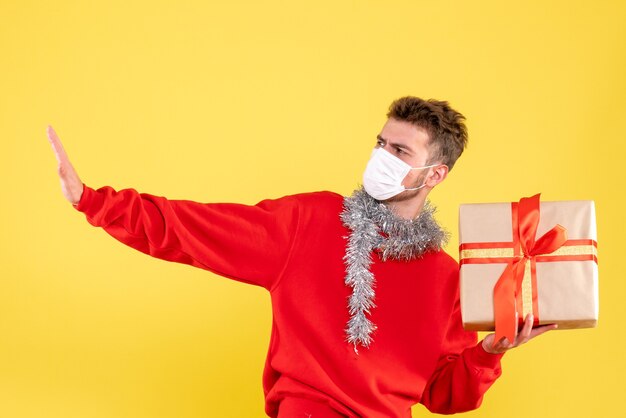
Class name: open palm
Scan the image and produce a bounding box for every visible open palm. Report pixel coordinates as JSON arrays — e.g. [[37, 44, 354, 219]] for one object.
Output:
[[46, 125, 83, 205]]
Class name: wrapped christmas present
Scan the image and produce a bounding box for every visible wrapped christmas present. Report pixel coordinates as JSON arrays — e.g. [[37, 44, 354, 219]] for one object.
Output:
[[458, 194, 598, 343]]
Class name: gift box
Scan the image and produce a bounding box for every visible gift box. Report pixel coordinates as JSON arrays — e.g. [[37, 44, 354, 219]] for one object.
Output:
[[458, 194, 598, 341]]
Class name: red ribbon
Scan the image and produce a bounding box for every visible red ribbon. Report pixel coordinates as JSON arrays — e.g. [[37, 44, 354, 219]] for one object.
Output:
[[492, 194, 568, 345]]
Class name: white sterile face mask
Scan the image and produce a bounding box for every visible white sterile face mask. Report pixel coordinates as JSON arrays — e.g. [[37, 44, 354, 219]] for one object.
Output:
[[362, 147, 439, 201]]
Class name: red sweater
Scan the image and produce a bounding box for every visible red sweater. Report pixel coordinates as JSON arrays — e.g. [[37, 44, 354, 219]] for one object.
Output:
[[73, 184, 504, 417]]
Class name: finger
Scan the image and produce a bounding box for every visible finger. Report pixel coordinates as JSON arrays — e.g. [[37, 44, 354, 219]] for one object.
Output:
[[527, 323, 558, 341], [493, 336, 513, 353], [47, 125, 69, 164], [516, 313, 534, 345], [484, 334, 508, 354], [482, 335, 496, 353]]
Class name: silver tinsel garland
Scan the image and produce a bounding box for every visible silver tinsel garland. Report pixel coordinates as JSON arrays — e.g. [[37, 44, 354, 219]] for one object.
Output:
[[340, 187, 450, 351]]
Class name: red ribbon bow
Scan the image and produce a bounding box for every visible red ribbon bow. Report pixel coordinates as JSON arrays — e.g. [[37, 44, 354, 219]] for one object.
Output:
[[492, 194, 567, 345]]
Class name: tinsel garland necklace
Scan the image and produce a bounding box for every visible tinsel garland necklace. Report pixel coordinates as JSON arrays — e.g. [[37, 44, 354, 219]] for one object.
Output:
[[340, 187, 449, 351]]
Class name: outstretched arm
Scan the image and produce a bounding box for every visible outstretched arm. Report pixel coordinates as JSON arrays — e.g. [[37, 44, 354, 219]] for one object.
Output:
[[46, 126, 300, 290]]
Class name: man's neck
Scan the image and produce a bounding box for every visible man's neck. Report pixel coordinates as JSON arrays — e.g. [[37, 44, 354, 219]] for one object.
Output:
[[384, 193, 428, 220]]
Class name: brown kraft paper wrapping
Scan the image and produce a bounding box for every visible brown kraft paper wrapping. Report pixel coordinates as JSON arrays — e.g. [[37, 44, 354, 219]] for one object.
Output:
[[458, 199, 599, 331]]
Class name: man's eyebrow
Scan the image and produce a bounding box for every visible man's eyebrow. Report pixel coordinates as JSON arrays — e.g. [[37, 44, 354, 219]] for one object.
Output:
[[376, 135, 414, 153]]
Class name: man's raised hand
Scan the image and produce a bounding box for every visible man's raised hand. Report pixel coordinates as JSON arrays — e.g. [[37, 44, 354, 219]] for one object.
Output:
[[46, 125, 84, 205]]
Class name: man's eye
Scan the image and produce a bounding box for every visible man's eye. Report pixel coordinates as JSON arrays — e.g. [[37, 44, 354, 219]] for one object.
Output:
[[395, 147, 404, 154]]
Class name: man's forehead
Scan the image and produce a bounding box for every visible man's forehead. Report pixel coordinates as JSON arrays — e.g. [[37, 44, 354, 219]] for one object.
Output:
[[379, 119, 430, 147]]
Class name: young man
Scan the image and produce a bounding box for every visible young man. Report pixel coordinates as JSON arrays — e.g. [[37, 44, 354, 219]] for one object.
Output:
[[47, 97, 555, 417]]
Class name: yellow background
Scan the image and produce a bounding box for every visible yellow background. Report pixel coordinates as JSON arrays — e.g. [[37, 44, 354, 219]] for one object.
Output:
[[1, 1, 624, 417]]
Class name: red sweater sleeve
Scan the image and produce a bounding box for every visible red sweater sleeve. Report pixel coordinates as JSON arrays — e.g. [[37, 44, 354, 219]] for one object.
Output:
[[419, 283, 504, 414], [73, 183, 300, 290]]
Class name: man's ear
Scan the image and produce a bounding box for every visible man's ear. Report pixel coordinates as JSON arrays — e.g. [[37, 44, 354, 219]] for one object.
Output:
[[425, 164, 449, 188]]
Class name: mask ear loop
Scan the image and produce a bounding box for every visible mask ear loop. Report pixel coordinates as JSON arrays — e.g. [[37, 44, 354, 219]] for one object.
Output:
[[404, 184, 427, 191], [404, 163, 440, 191], [409, 163, 440, 170]]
